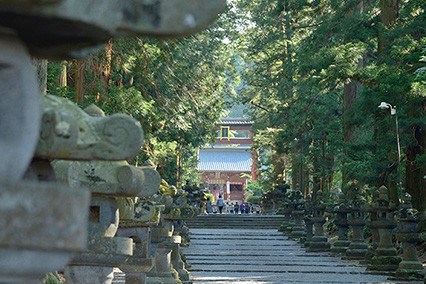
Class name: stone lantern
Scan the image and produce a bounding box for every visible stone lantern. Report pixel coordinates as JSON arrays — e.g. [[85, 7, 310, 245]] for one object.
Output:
[[115, 160, 163, 284], [331, 192, 351, 254], [303, 194, 314, 248], [147, 182, 195, 284], [278, 191, 292, 233], [364, 190, 380, 263], [368, 186, 400, 271], [394, 193, 425, 281], [0, 1, 225, 282], [345, 184, 368, 260], [307, 190, 331, 252], [290, 190, 306, 241]]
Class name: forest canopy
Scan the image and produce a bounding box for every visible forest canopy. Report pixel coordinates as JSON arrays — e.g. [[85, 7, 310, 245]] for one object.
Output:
[[43, 0, 426, 210]]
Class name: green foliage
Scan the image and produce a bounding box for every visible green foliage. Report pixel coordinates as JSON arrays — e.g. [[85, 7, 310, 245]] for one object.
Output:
[[233, 0, 426, 208], [205, 193, 214, 203], [246, 195, 261, 204], [43, 272, 63, 284], [46, 5, 240, 186], [244, 180, 263, 196]]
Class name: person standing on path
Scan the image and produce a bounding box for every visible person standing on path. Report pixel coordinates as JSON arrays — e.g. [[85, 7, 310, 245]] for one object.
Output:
[[234, 202, 239, 214], [205, 198, 212, 214], [225, 202, 230, 214], [216, 194, 224, 214], [240, 202, 245, 214], [245, 203, 251, 214]]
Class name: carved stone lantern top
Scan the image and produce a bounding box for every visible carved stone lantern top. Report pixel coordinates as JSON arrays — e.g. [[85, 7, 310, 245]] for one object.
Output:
[[398, 193, 419, 221], [0, 0, 226, 59], [333, 192, 351, 213]]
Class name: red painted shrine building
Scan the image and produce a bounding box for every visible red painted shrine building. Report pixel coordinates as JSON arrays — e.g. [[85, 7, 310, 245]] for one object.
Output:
[[197, 118, 257, 202]]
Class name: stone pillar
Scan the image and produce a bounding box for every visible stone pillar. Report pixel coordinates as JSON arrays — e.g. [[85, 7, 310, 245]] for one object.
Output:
[[116, 162, 164, 284], [147, 183, 196, 284], [364, 190, 380, 263], [0, 37, 91, 284], [394, 194, 425, 281], [147, 218, 181, 284], [278, 192, 292, 233], [368, 186, 400, 271], [290, 190, 305, 241], [46, 101, 147, 283], [116, 198, 162, 284], [307, 191, 330, 252], [171, 220, 192, 284], [345, 187, 368, 260], [331, 193, 351, 255], [303, 195, 313, 248]]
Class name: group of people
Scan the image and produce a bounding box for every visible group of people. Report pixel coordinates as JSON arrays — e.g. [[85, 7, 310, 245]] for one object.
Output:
[[230, 202, 260, 214], [205, 194, 261, 215]]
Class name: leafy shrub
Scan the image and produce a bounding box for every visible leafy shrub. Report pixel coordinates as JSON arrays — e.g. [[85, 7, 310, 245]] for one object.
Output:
[[247, 195, 260, 204], [43, 272, 63, 284]]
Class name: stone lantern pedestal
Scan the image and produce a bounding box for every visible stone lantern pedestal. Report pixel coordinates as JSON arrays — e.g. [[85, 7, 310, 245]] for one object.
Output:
[[331, 193, 351, 255], [290, 191, 306, 241], [363, 190, 380, 264], [278, 192, 291, 233], [368, 186, 400, 272], [0, 180, 90, 283], [344, 184, 368, 260], [116, 200, 161, 284], [394, 194, 425, 281], [307, 191, 330, 252], [147, 219, 181, 284], [345, 209, 368, 260]]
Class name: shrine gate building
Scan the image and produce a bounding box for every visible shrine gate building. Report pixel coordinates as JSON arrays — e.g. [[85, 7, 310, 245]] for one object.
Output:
[[197, 118, 257, 202]]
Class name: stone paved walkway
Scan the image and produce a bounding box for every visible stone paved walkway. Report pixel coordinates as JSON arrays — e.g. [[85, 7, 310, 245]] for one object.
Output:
[[182, 228, 422, 284]]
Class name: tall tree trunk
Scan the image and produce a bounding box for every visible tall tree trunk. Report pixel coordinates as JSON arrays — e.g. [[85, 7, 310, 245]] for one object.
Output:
[[60, 60, 67, 87], [405, 101, 426, 210], [74, 59, 86, 103], [291, 157, 299, 190], [272, 149, 285, 185], [373, 0, 400, 204], [342, 1, 366, 190], [33, 58, 48, 94], [378, 0, 399, 55]]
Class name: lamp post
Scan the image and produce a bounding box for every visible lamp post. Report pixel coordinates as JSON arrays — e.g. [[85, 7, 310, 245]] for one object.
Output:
[[378, 102, 403, 197]]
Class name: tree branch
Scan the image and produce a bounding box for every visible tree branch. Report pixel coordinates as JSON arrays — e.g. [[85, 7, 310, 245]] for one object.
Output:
[[292, 22, 323, 30]]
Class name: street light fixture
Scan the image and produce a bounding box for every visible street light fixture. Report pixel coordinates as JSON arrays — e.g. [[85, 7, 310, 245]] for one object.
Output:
[[378, 102, 403, 197]]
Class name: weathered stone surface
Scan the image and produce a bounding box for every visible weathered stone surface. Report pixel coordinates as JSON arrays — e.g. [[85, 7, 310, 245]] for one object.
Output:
[[0, 249, 70, 283], [0, 32, 40, 181], [140, 166, 162, 197], [394, 193, 425, 281], [0, 0, 60, 6], [36, 95, 144, 161], [53, 160, 161, 197], [65, 266, 115, 284], [0, 179, 90, 283], [0, 0, 226, 59], [118, 198, 157, 222], [0, 179, 90, 251], [181, 228, 402, 284], [331, 193, 351, 254], [308, 191, 330, 252], [369, 186, 400, 271]]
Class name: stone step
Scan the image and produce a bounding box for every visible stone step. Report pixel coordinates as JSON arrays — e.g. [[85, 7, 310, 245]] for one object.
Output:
[[182, 228, 416, 284], [186, 215, 284, 229]]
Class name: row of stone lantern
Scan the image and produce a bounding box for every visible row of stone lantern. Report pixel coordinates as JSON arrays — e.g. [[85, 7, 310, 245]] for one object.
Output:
[[0, 1, 224, 282], [278, 185, 425, 282], [15, 95, 197, 283]]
